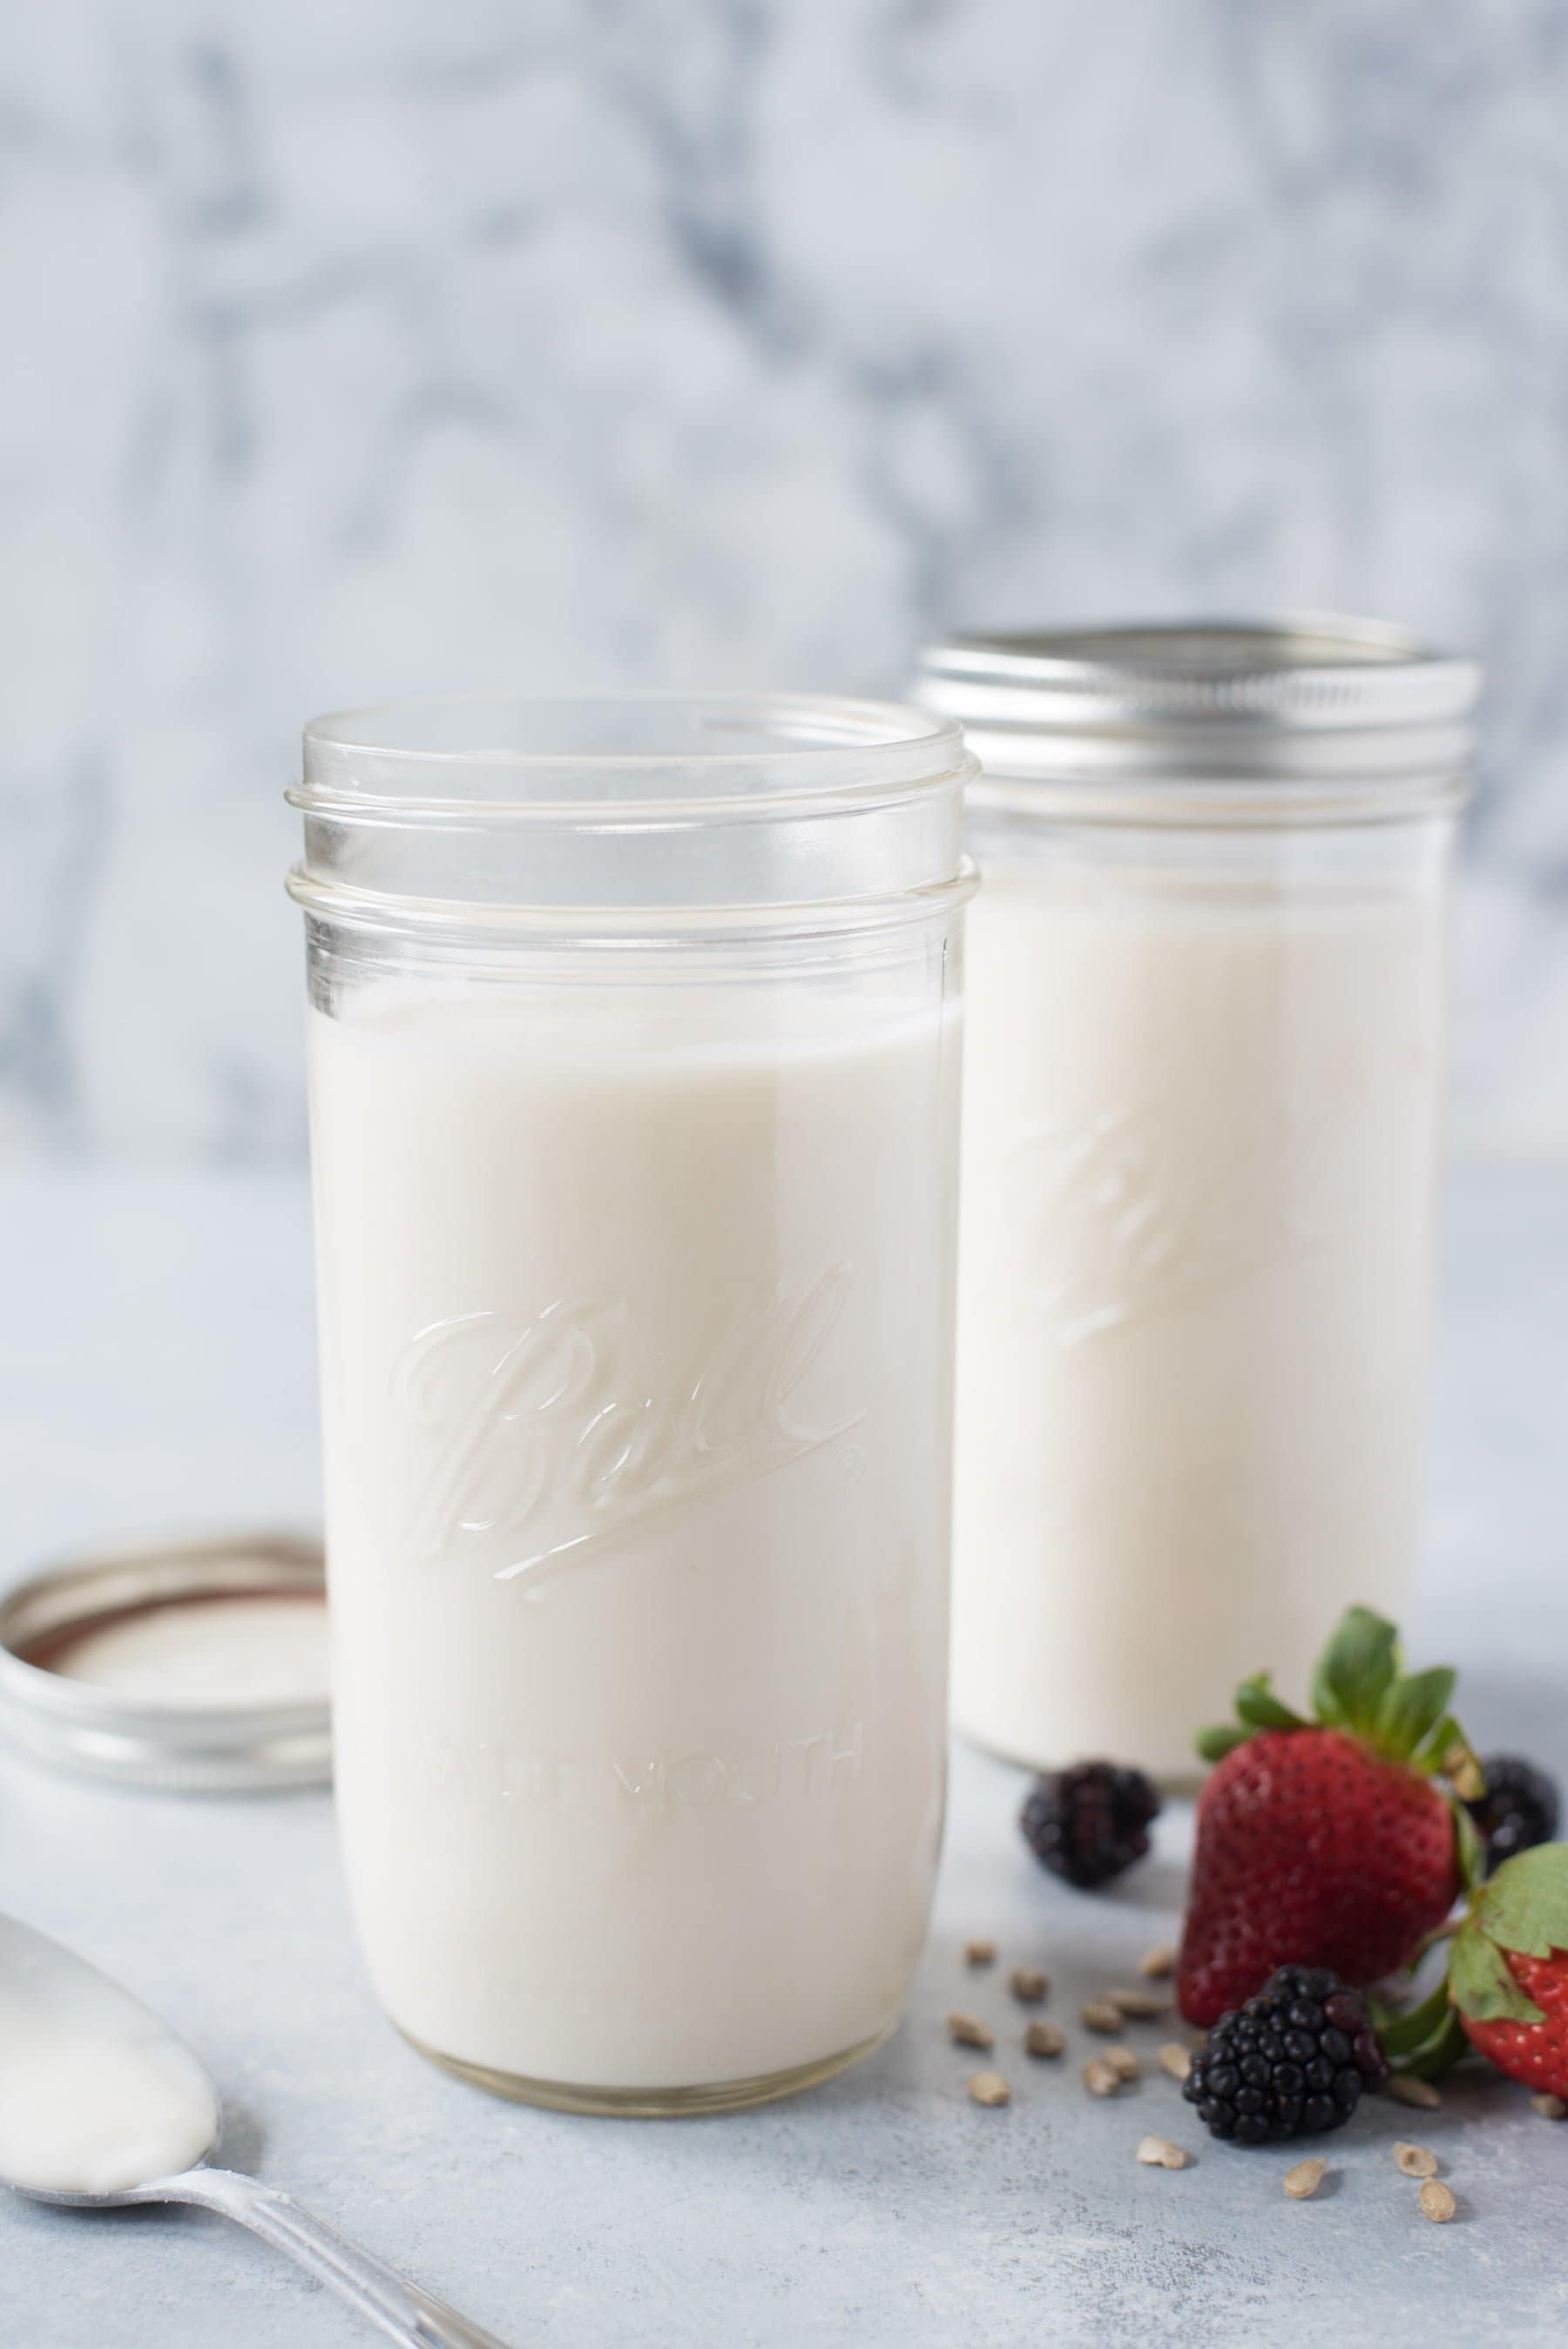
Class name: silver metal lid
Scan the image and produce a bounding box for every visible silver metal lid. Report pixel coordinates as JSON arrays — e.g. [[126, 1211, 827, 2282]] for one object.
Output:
[[0, 1531, 330, 1795], [916, 615, 1481, 822]]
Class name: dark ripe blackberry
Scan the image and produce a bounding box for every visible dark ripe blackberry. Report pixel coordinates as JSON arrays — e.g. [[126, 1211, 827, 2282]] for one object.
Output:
[[1469, 1755, 1560, 1872], [1181, 1966, 1388, 2144], [1019, 1762, 1161, 1889]]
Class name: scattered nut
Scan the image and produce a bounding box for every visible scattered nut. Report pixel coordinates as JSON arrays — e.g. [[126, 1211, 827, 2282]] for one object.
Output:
[[1102, 2044, 1141, 2082], [1394, 2142, 1438, 2179], [1106, 1988, 1172, 2021], [1083, 2057, 1121, 2097], [1008, 1966, 1050, 2005], [968, 2069, 1011, 2107], [1024, 2020, 1065, 2059], [1157, 2042, 1192, 2082], [1081, 2000, 1123, 2034], [1531, 2092, 1567, 2119], [1419, 2178, 1457, 2224], [1388, 2075, 1443, 2111], [964, 1939, 997, 1967], [946, 2011, 994, 2051], [1284, 2156, 1328, 2201], [1136, 2135, 1190, 2170], [1138, 1944, 1177, 1980]]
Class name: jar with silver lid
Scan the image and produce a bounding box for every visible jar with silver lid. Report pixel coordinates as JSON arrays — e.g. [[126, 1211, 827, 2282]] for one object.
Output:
[[916, 618, 1479, 1782]]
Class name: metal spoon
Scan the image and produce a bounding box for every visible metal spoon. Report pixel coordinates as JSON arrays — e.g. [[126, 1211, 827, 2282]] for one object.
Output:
[[0, 1912, 514, 2348]]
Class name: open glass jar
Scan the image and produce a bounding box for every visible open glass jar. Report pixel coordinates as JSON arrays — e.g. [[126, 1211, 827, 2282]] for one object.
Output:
[[289, 694, 975, 2114], [916, 619, 1479, 1783]]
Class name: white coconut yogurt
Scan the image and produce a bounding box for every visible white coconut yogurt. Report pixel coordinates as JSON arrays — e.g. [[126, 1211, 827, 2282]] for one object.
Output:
[[309, 982, 961, 2097], [0, 1921, 217, 2197]]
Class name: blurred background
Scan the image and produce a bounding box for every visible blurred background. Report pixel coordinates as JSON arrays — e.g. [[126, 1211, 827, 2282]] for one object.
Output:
[[3, 0, 1566, 1166]]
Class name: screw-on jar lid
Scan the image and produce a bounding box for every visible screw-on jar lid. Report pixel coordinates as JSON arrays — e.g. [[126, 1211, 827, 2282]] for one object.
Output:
[[0, 1531, 329, 1794], [916, 614, 1481, 823]]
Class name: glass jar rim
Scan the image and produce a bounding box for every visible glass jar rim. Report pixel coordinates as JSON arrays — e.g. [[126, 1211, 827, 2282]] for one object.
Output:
[[292, 690, 975, 818], [288, 691, 977, 933]]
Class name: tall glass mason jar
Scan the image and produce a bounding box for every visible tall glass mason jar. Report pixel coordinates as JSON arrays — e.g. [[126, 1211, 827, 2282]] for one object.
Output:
[[288, 695, 975, 2114], [915, 619, 1478, 1784]]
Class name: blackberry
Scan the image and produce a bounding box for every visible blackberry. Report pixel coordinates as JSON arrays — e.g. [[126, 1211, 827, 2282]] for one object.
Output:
[[1469, 1755, 1560, 1872], [1182, 1966, 1389, 2144], [1019, 1762, 1160, 1889]]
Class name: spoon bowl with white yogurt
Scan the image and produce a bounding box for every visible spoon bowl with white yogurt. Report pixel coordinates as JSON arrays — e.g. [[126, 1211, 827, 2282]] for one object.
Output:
[[0, 1912, 512, 2347]]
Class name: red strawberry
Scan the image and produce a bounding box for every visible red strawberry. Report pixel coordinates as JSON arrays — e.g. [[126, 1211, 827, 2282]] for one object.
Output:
[[1178, 1608, 1477, 2027], [1449, 1842, 1568, 2095]]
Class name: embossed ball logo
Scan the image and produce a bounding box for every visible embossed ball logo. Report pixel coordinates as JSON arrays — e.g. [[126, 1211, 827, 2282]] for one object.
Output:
[[393, 1267, 862, 1589]]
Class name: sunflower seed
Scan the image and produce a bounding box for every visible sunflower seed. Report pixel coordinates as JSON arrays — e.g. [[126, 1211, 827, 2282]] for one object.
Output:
[[1081, 2000, 1123, 2033], [946, 2011, 994, 2050], [1388, 2075, 1442, 2110], [1024, 2020, 1065, 2059], [1083, 2057, 1121, 2097], [1531, 2092, 1566, 2119], [1394, 2142, 1438, 2178], [1157, 2042, 1192, 2082], [968, 2069, 1010, 2107], [1102, 2043, 1140, 2082], [1284, 2156, 1328, 2200], [1138, 1944, 1177, 1980], [1107, 1988, 1172, 2021], [964, 1939, 997, 1967], [1419, 2178, 1457, 2224], [1136, 2135, 1190, 2169], [1008, 1966, 1050, 2005]]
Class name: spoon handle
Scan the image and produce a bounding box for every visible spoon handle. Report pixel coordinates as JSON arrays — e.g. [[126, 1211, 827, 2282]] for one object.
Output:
[[168, 2166, 516, 2348]]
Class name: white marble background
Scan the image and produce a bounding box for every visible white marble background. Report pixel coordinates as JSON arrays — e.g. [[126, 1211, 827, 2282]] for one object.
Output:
[[3, 0, 1566, 1161]]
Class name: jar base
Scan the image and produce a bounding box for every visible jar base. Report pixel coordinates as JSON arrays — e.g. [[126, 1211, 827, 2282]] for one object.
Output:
[[397, 2019, 896, 2117]]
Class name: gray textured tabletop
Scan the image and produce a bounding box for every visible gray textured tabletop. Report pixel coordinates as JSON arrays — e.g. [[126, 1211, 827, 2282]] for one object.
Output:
[[2, 1165, 1565, 2349]]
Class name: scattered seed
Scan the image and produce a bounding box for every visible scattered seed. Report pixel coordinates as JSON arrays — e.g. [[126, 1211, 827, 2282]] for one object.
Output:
[[1083, 2057, 1121, 2097], [1388, 2075, 1443, 2111], [964, 1939, 997, 1967], [1136, 2135, 1190, 2169], [1157, 2042, 1192, 2082], [1008, 1966, 1050, 2005], [1081, 2000, 1123, 2034], [1531, 2092, 1566, 2119], [1138, 1944, 1177, 1980], [1107, 1987, 1172, 2021], [1284, 2156, 1328, 2201], [946, 2012, 994, 2051], [1419, 2178, 1457, 2224], [968, 2068, 1010, 2107], [1394, 2141, 1438, 2178], [1103, 2044, 1140, 2082], [1024, 2020, 1065, 2059]]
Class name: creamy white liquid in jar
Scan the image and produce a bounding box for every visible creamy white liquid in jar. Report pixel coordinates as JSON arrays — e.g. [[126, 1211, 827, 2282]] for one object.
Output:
[[955, 865, 1447, 1782], [918, 619, 1475, 1787], [308, 980, 960, 2097]]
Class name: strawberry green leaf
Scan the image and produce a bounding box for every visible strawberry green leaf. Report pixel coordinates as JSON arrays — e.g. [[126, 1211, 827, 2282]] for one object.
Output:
[[1375, 1976, 1456, 2060], [1473, 1841, 1568, 1959], [1194, 1723, 1247, 1763], [1375, 1666, 1456, 1762], [1449, 1921, 1547, 2023], [1233, 1673, 1308, 1733], [1311, 1606, 1400, 1733], [1400, 2003, 1470, 2082], [1419, 1717, 1484, 1800], [1452, 1797, 1487, 1896]]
